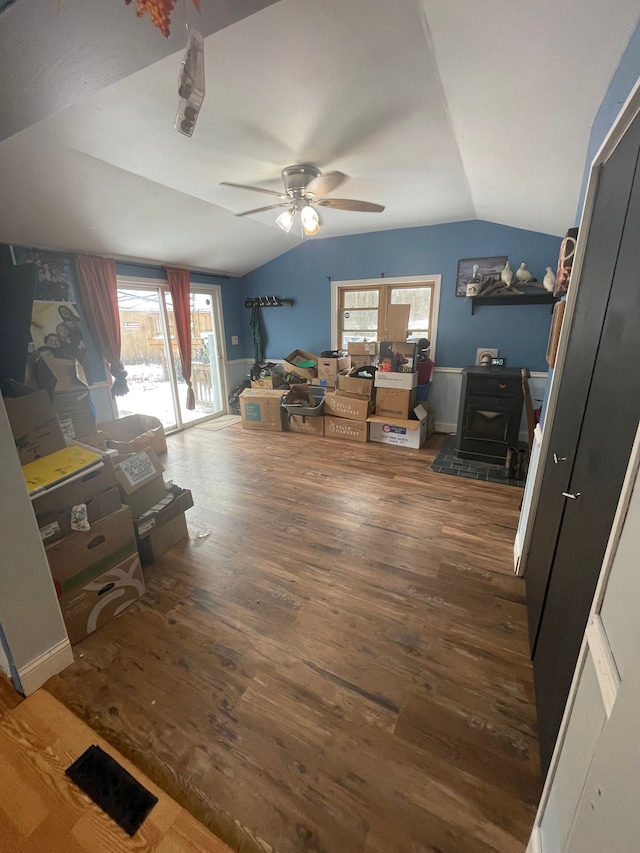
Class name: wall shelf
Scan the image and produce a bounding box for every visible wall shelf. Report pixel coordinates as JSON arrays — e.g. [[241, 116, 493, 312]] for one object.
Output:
[[470, 293, 558, 315]]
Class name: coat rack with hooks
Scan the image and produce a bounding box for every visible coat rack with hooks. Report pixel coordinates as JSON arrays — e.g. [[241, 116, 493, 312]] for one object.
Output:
[[244, 296, 294, 308]]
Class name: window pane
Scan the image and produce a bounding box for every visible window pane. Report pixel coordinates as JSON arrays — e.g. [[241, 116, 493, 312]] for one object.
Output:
[[343, 290, 379, 309], [342, 309, 378, 331], [165, 293, 225, 424], [117, 288, 178, 430], [390, 287, 431, 334]]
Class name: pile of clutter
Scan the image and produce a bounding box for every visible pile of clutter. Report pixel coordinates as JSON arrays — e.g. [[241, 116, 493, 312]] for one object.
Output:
[[238, 340, 436, 449], [2, 353, 194, 646]]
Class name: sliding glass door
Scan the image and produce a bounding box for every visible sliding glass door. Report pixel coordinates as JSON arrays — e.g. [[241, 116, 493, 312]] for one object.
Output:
[[116, 280, 226, 430]]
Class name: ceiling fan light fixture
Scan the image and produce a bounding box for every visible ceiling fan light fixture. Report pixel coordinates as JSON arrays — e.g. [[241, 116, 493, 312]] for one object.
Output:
[[276, 207, 296, 233], [301, 204, 320, 236]]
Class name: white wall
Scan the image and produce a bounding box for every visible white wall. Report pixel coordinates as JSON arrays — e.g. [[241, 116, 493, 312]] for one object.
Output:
[[0, 0, 279, 142], [0, 396, 73, 694]]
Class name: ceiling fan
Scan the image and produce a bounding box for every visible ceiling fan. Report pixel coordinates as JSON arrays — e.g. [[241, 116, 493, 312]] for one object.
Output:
[[220, 165, 385, 236]]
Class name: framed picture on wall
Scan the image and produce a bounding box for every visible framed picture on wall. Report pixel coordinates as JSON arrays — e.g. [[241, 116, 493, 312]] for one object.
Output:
[[456, 256, 507, 297]]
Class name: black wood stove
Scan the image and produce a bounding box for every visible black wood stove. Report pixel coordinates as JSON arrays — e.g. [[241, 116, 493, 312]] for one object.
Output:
[[455, 366, 526, 463]]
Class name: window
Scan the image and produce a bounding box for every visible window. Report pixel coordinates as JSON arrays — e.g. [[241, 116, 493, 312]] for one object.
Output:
[[332, 276, 440, 354]]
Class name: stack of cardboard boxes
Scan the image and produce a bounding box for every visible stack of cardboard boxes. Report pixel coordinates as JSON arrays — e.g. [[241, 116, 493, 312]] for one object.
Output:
[[3, 383, 145, 645], [368, 342, 435, 449], [323, 372, 374, 443], [113, 448, 193, 565], [3, 362, 193, 645], [239, 340, 436, 449]]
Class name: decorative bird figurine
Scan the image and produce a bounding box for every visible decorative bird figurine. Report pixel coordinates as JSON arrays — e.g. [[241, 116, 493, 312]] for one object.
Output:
[[516, 263, 534, 285], [543, 266, 557, 292], [501, 261, 514, 288]]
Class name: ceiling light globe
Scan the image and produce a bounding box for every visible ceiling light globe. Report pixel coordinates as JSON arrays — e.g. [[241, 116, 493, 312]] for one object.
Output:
[[276, 208, 295, 233], [301, 204, 320, 236]]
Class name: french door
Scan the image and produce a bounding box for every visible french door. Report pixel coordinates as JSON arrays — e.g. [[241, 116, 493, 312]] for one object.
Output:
[[115, 279, 227, 430]]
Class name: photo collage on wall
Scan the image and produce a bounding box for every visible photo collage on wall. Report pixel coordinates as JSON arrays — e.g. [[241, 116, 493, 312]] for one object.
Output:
[[13, 247, 92, 383]]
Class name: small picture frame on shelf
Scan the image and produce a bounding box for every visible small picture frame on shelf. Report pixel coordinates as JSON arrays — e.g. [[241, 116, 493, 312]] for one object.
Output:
[[456, 256, 507, 297]]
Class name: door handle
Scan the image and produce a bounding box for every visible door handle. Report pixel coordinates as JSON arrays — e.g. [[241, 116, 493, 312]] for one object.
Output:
[[553, 453, 567, 464], [562, 491, 581, 500]]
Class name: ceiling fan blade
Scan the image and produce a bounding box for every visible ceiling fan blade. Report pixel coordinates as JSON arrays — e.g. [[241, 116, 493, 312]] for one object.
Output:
[[305, 171, 347, 198], [315, 198, 385, 213], [220, 181, 287, 199], [235, 202, 291, 217]]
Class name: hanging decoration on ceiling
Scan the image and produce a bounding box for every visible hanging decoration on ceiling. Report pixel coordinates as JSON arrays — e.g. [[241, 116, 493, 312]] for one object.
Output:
[[174, 27, 205, 137], [124, 0, 200, 38]]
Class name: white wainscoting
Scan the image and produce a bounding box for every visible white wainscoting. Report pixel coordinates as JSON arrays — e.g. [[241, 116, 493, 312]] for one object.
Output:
[[227, 358, 252, 393]]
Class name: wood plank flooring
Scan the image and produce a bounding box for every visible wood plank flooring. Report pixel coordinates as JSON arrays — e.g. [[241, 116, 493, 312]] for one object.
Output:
[[0, 689, 232, 851], [0, 673, 22, 720], [46, 427, 540, 853]]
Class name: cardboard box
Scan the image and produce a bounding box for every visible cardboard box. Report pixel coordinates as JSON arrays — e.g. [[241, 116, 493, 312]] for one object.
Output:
[[239, 388, 287, 431], [137, 513, 189, 565], [286, 414, 324, 435], [323, 415, 368, 443], [336, 373, 375, 399], [3, 384, 66, 464], [251, 376, 286, 390], [310, 376, 335, 389], [375, 387, 418, 419], [25, 354, 88, 395], [97, 414, 167, 455], [52, 389, 96, 440], [385, 304, 411, 341], [58, 551, 145, 645], [349, 354, 376, 370], [283, 349, 319, 381], [113, 448, 168, 518], [133, 484, 193, 539], [368, 404, 433, 449], [324, 391, 373, 422], [74, 430, 108, 452], [347, 341, 377, 356], [316, 355, 351, 384], [374, 370, 419, 391], [46, 505, 137, 597], [24, 354, 97, 440], [378, 341, 418, 373], [37, 485, 122, 545], [32, 453, 117, 519]]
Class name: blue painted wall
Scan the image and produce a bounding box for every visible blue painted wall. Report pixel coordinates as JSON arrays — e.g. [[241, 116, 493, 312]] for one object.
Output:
[[575, 18, 640, 223], [240, 220, 560, 372]]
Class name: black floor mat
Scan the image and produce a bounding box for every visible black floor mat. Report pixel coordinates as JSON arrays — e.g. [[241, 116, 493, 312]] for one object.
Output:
[[66, 744, 158, 836], [431, 433, 525, 487]]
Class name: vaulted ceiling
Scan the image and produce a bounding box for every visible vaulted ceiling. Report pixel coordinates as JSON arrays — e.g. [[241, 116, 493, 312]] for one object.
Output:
[[0, 0, 638, 275]]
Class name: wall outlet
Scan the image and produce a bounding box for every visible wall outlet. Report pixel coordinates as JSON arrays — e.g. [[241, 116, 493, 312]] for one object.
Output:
[[231, 335, 239, 346]]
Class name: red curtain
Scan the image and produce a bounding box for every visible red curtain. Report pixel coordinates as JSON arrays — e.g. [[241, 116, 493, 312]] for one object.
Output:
[[75, 255, 129, 396], [166, 267, 195, 410]]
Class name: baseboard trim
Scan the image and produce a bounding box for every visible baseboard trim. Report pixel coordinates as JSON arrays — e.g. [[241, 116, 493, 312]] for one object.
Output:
[[17, 639, 74, 696]]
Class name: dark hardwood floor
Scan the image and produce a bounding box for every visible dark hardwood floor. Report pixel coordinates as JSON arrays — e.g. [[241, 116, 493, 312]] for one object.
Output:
[[46, 426, 540, 853]]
